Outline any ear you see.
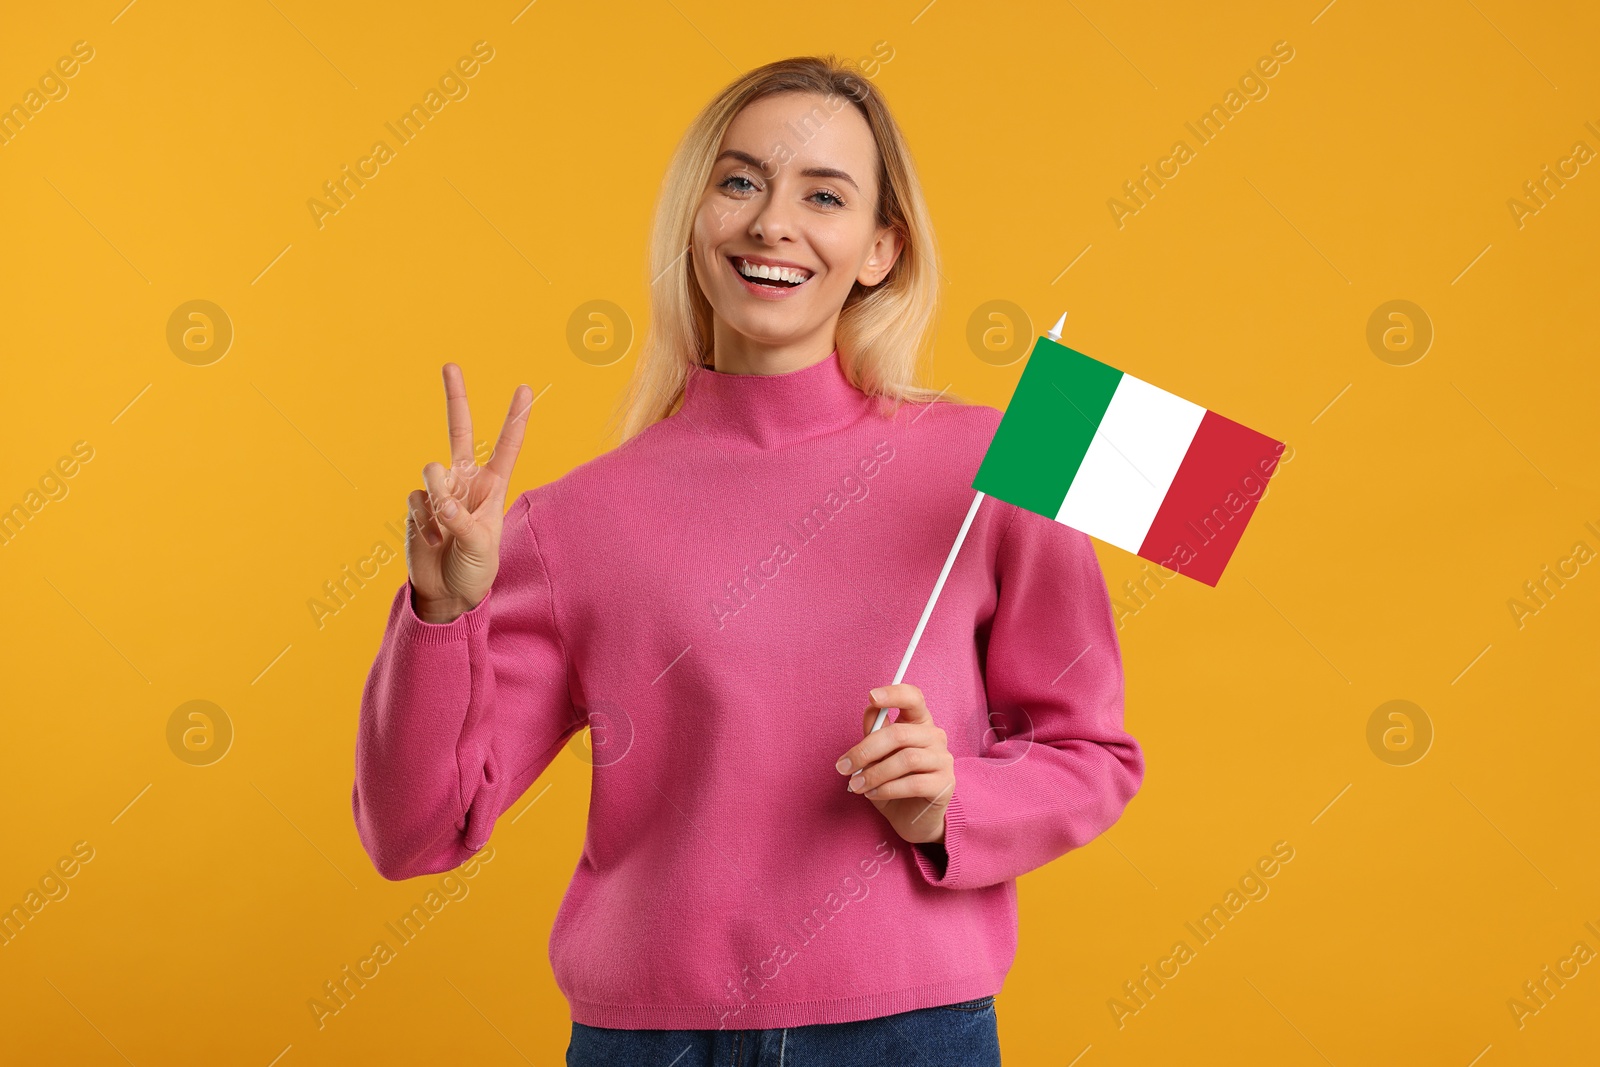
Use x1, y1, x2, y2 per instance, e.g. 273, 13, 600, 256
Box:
857, 226, 904, 287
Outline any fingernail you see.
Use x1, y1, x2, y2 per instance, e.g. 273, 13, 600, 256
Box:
849, 772, 864, 792
440, 497, 459, 518
869, 688, 886, 704
836, 756, 852, 774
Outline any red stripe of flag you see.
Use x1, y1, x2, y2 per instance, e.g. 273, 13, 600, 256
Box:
1136, 410, 1285, 586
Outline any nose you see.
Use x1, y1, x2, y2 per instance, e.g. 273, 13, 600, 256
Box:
748, 189, 798, 243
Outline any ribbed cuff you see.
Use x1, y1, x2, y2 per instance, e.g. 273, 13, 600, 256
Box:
396, 578, 493, 645
912, 787, 966, 888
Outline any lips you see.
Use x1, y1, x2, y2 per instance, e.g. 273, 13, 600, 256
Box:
728, 255, 814, 287
726, 255, 815, 300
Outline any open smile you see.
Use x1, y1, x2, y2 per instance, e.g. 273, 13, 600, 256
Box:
726, 255, 815, 299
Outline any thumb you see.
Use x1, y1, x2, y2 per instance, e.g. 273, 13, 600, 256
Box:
431, 492, 485, 547
863, 686, 913, 735
863, 703, 905, 737
868, 683, 928, 725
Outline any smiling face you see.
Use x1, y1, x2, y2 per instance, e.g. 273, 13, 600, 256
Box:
690, 91, 903, 374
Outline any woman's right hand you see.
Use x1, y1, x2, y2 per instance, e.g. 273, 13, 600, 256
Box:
406, 363, 533, 623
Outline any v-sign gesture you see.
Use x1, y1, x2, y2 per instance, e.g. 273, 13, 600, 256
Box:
406, 363, 533, 624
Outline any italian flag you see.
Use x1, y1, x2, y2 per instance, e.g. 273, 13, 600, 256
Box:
973, 330, 1284, 586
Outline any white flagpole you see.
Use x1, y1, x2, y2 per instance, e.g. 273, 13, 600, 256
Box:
870, 489, 985, 733
870, 311, 1067, 733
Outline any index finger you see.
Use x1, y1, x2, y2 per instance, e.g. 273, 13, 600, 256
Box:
843, 715, 932, 776
483, 382, 534, 484
442, 363, 475, 467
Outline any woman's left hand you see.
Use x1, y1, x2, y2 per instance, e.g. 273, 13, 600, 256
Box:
836, 683, 954, 845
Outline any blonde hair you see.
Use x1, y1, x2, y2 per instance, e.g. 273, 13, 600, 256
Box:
605, 54, 958, 446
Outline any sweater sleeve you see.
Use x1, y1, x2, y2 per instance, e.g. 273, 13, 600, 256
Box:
912, 503, 1145, 890
352, 491, 584, 881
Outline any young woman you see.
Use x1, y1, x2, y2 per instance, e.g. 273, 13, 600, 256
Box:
353, 55, 1144, 1066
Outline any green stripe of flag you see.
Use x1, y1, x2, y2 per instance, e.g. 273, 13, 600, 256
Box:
973, 336, 1124, 517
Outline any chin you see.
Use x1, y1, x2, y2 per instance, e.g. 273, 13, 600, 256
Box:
716, 292, 801, 324
724, 317, 809, 346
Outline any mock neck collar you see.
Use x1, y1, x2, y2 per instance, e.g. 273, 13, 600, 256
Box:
673, 348, 878, 450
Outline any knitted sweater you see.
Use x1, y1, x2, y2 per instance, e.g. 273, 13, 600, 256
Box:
351, 348, 1144, 1029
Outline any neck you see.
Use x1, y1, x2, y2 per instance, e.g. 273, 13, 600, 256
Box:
709, 317, 842, 376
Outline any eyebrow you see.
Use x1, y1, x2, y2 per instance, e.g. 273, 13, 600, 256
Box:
714, 149, 860, 193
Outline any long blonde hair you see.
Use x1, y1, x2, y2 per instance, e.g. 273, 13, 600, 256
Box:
606, 55, 957, 446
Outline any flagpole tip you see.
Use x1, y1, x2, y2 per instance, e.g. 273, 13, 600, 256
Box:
1047, 311, 1067, 341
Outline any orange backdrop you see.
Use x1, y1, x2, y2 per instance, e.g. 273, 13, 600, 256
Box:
2, 1, 1596, 1063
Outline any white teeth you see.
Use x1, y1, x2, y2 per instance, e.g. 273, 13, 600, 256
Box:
736, 258, 811, 285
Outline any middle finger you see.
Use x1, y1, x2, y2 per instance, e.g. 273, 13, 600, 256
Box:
849, 746, 938, 793
845, 720, 937, 773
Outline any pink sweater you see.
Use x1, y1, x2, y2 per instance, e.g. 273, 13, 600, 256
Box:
352, 349, 1144, 1029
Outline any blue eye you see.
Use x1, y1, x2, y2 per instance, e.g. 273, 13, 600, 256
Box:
812, 190, 846, 207
718, 174, 756, 193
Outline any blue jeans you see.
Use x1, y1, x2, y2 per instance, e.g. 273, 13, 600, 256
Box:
566, 995, 1001, 1066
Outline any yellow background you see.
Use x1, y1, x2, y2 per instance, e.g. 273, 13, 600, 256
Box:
3, 1, 1597, 1063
